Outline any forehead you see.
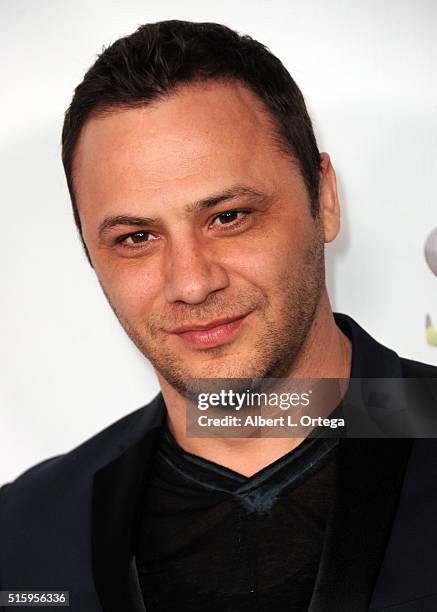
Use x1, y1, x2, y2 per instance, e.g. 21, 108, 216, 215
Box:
73, 80, 298, 214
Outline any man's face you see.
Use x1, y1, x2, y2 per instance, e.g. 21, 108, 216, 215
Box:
74, 81, 328, 394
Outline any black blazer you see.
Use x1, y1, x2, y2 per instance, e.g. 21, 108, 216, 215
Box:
1, 313, 437, 612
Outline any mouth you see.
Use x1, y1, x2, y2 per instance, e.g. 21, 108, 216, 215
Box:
168, 313, 252, 349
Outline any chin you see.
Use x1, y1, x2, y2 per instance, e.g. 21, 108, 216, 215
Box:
189, 357, 269, 382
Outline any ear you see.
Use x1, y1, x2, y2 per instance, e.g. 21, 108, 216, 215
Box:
319, 152, 340, 243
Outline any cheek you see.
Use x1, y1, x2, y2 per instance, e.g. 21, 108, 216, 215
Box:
220, 220, 305, 287
94, 259, 162, 319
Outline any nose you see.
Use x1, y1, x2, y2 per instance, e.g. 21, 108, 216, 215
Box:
163, 234, 230, 304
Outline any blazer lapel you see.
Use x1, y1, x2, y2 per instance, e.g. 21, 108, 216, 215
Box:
91, 395, 166, 612
309, 437, 413, 612
128, 556, 148, 612
309, 312, 413, 610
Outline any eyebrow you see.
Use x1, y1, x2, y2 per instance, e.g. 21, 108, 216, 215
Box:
98, 185, 267, 238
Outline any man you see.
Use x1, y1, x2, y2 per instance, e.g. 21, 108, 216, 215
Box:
1, 20, 437, 612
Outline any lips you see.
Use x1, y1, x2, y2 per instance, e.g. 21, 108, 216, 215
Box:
168, 312, 251, 349
169, 314, 249, 334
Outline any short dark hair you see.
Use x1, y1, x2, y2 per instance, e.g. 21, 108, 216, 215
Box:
62, 20, 321, 258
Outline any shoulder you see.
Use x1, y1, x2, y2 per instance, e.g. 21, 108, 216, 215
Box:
0, 395, 164, 511
399, 356, 437, 377
334, 311, 437, 378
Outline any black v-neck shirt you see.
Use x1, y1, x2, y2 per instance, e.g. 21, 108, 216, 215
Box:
135, 424, 338, 611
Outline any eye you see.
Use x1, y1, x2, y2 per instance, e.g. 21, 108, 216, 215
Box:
213, 211, 241, 224
210, 210, 250, 230
116, 231, 156, 247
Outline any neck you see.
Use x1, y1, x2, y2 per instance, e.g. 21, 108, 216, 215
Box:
156, 290, 351, 477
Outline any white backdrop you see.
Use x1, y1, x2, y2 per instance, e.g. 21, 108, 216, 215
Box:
1, 0, 436, 485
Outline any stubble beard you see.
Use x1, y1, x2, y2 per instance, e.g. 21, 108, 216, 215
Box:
102, 231, 325, 396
